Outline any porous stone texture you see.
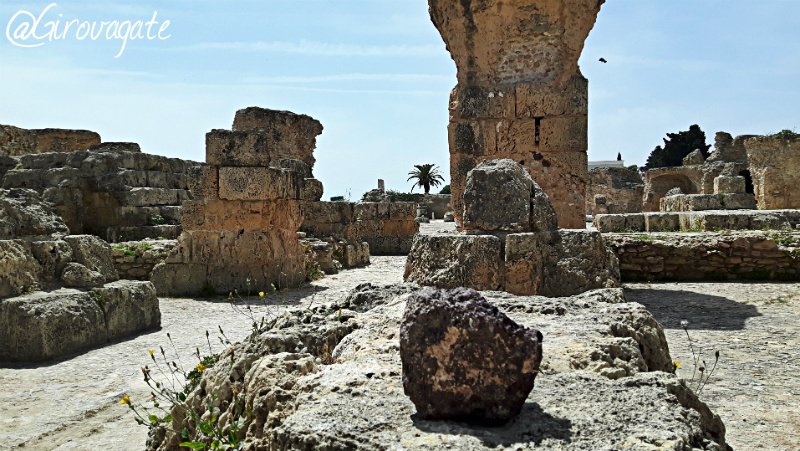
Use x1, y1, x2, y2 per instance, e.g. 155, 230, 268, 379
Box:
401, 287, 543, 420
745, 136, 800, 209
0, 124, 101, 156
595, 209, 800, 233
89, 142, 141, 153
361, 188, 390, 203
0, 188, 70, 239
60, 262, 105, 288
299, 236, 369, 273
430, 0, 604, 229
152, 108, 322, 296
0, 281, 159, 362
462, 159, 558, 233
586, 167, 644, 216
2, 148, 198, 241
706, 132, 754, 164
405, 230, 619, 296
606, 231, 800, 281
146, 283, 730, 451
0, 240, 42, 297
300, 201, 418, 255
683, 149, 706, 166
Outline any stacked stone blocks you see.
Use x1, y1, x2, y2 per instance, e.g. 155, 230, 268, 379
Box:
151, 108, 324, 296
429, 0, 605, 228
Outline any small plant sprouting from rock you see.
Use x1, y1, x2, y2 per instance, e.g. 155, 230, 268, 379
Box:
122, 333, 248, 450
676, 319, 719, 395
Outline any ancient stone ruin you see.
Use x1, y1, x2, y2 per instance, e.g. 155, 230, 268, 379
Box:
586, 166, 644, 216
0, 188, 159, 361
430, 0, 604, 229
151, 107, 325, 296
400, 287, 543, 421
1, 125, 197, 242
745, 135, 800, 209
405, 159, 619, 296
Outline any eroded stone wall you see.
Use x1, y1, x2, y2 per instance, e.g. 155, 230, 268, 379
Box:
0, 125, 101, 156
606, 231, 800, 282
151, 108, 324, 295
300, 201, 418, 255
586, 167, 643, 215
745, 136, 800, 209
429, 0, 604, 229
2, 150, 197, 241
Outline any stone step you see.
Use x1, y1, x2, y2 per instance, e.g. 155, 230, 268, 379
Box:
103, 225, 181, 242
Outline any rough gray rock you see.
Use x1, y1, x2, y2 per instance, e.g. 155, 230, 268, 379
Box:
404, 233, 504, 291
0, 281, 159, 362
147, 284, 729, 451
63, 235, 119, 282
683, 149, 706, 166
443, 211, 455, 222
361, 188, 390, 203
0, 188, 69, 239
60, 262, 106, 288
0, 240, 41, 297
462, 159, 557, 232
400, 287, 543, 420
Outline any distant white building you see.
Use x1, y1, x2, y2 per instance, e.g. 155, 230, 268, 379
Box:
588, 160, 625, 170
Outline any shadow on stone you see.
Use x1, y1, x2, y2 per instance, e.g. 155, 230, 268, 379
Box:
411, 402, 572, 447
626, 286, 762, 331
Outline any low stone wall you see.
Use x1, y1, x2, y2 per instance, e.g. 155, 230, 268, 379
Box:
300, 201, 418, 255
596, 209, 800, 233
605, 231, 800, 281
2, 150, 199, 241
586, 167, 643, 215
111, 240, 176, 280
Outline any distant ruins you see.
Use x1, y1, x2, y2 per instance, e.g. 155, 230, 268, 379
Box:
430, 0, 604, 229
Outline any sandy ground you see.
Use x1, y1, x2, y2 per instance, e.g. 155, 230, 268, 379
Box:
1, 221, 797, 450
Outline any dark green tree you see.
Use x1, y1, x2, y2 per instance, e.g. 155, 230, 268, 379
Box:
642, 124, 711, 170
439, 184, 451, 194
407, 164, 446, 194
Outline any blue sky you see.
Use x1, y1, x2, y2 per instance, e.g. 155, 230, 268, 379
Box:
1, 1, 798, 200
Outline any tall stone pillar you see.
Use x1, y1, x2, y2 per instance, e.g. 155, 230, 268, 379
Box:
429, 0, 604, 228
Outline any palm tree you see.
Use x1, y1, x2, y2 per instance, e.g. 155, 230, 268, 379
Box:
407, 164, 446, 194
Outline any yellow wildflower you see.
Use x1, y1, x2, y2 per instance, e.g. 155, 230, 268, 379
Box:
120, 395, 130, 404
259, 291, 265, 297
197, 363, 206, 373
674, 362, 681, 368
148, 350, 155, 356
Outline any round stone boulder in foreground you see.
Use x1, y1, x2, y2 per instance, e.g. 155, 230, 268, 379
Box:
400, 287, 543, 421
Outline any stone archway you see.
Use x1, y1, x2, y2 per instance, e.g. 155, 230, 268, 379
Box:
642, 170, 701, 211
739, 170, 754, 194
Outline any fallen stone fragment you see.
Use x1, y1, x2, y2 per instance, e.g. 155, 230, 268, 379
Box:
400, 287, 543, 421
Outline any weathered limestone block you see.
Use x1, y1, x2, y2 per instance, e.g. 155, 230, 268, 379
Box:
431, 0, 604, 229
63, 235, 119, 282
714, 175, 746, 194
707, 132, 754, 164
0, 124, 101, 156
30, 240, 73, 282
462, 159, 557, 233
722, 193, 758, 210
89, 142, 141, 152
92, 280, 160, 340
60, 262, 105, 288
0, 240, 41, 297
682, 149, 706, 166
147, 284, 729, 451
269, 158, 313, 178
0, 290, 106, 361
404, 234, 504, 291
181, 199, 302, 232
645, 213, 681, 232
745, 136, 800, 209
218, 166, 304, 200
187, 165, 219, 199
0, 281, 160, 362
302, 178, 323, 202
0, 188, 70, 239
113, 188, 188, 207
505, 231, 620, 297
400, 287, 543, 420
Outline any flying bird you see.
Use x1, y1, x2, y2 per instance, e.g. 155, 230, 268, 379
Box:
599, 58, 607, 63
